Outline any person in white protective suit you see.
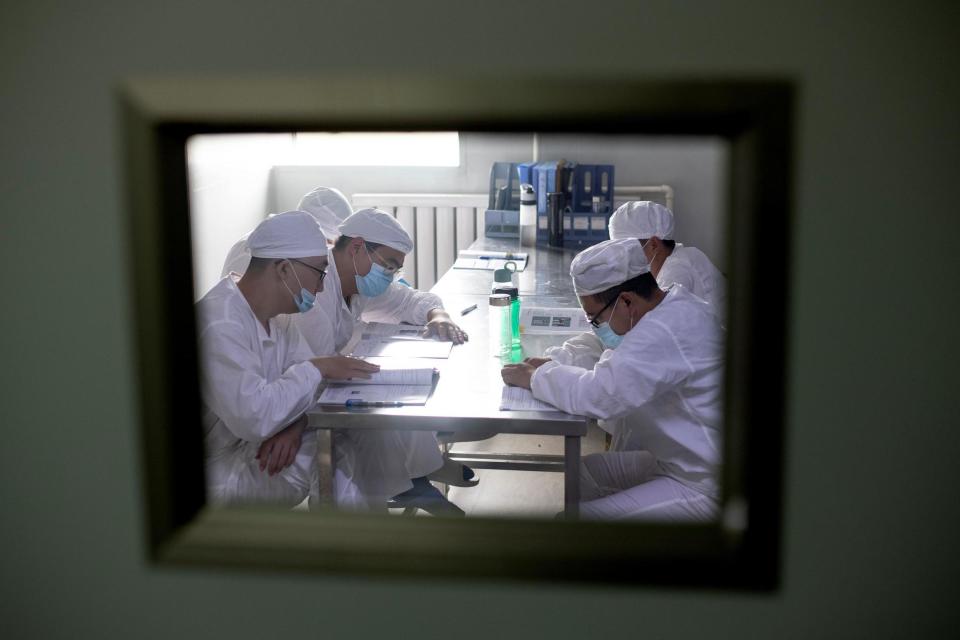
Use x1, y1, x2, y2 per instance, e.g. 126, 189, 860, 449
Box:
198, 210, 380, 506
291, 207, 473, 515
501, 239, 724, 521
541, 200, 729, 374
221, 186, 354, 279
609, 201, 727, 319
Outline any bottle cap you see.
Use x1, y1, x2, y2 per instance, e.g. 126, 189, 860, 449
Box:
520, 183, 536, 205
488, 293, 511, 307
493, 260, 517, 283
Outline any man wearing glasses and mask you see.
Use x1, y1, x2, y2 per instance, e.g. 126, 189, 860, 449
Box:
198, 211, 380, 506
293, 207, 471, 515
501, 239, 724, 521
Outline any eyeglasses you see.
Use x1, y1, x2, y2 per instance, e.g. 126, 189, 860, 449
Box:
289, 259, 327, 285
586, 297, 617, 328
366, 244, 402, 276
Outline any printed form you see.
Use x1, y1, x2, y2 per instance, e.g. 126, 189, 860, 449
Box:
499, 386, 562, 412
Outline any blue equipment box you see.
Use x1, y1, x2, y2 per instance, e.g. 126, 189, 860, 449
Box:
517, 162, 536, 190
562, 164, 615, 248
484, 209, 520, 238
562, 211, 613, 248
570, 164, 615, 213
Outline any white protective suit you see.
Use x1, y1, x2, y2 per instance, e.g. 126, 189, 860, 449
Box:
197, 276, 324, 506
530, 285, 724, 521
656, 243, 727, 319
608, 201, 727, 319
292, 257, 445, 506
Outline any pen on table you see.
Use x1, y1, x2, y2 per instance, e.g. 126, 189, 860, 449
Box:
460, 303, 478, 316
345, 399, 406, 408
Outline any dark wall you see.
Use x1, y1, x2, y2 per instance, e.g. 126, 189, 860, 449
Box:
1, 1, 957, 638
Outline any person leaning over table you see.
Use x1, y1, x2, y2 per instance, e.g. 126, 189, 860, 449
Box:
291, 207, 473, 515
501, 238, 725, 521
197, 210, 379, 506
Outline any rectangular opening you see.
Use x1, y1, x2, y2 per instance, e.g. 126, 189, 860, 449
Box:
123, 77, 792, 588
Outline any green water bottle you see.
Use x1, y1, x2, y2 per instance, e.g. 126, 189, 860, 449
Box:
493, 285, 522, 363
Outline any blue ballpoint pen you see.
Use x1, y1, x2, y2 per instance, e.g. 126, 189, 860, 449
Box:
345, 399, 405, 408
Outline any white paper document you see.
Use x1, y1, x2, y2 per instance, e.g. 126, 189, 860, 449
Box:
499, 386, 562, 412
350, 337, 453, 359
453, 250, 528, 272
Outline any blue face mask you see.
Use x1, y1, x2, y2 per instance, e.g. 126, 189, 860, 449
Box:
353, 246, 395, 297
592, 297, 624, 349
282, 261, 317, 313
594, 322, 623, 349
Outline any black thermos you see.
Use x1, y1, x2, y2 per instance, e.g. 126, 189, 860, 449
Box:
547, 192, 564, 247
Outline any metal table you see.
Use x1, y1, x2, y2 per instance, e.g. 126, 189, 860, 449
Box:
432, 237, 583, 299
308, 238, 591, 518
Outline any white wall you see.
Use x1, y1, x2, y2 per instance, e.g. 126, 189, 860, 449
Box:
269, 132, 533, 207
187, 134, 287, 297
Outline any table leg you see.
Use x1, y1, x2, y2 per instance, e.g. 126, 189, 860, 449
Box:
311, 428, 335, 509
564, 434, 581, 520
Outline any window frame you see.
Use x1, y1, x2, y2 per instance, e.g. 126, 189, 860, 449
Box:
122, 76, 793, 589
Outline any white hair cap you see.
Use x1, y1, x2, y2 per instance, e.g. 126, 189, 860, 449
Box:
570, 238, 651, 295
337, 208, 414, 254
247, 210, 328, 258
608, 201, 675, 241
296, 186, 353, 241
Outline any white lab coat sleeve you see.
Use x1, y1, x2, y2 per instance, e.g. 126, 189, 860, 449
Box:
199, 321, 322, 443
543, 331, 606, 368
530, 321, 691, 420
657, 258, 696, 291
359, 283, 443, 325
282, 316, 323, 368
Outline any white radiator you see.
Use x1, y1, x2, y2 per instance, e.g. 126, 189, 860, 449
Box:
351, 185, 673, 290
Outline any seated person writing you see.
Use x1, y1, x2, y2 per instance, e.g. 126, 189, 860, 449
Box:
292, 207, 471, 514
501, 239, 724, 521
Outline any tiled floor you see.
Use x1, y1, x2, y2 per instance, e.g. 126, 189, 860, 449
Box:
445, 426, 608, 518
